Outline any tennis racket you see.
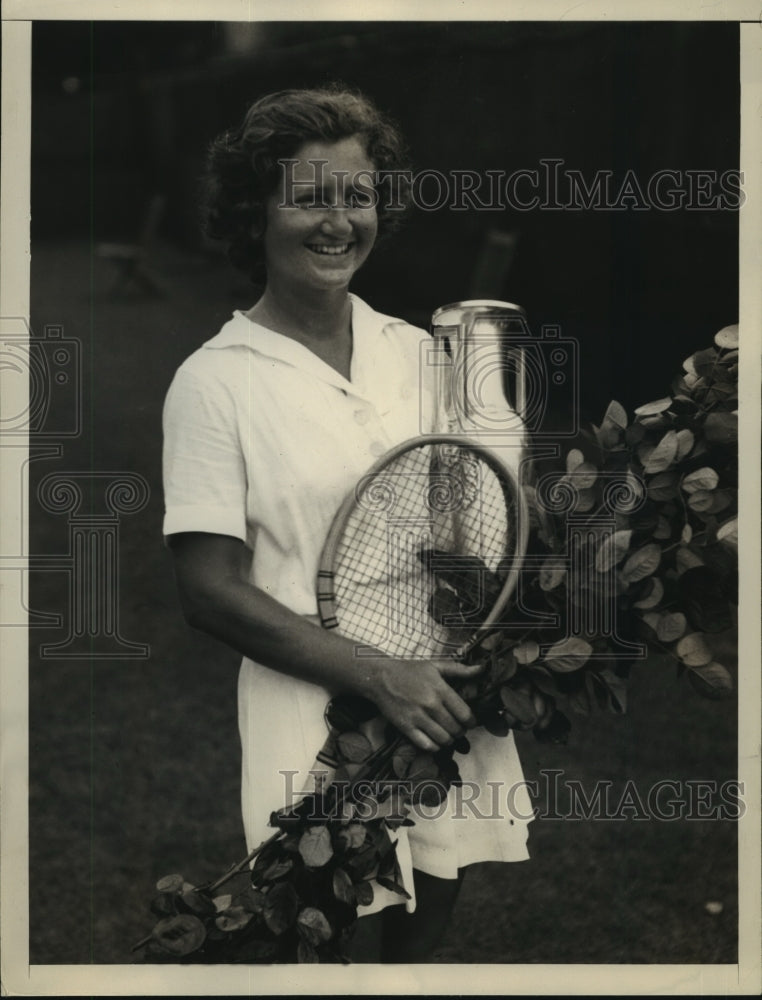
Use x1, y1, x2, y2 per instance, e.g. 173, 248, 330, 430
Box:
316, 433, 528, 665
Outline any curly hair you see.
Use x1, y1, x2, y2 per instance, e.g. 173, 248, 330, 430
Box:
202, 85, 411, 282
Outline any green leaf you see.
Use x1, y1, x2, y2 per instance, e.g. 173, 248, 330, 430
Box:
676, 547, 705, 574
685, 347, 719, 378
215, 906, 253, 933
156, 874, 184, 894
568, 686, 591, 715
297, 939, 319, 963
298, 826, 334, 869
483, 709, 511, 736
634, 397, 672, 417
407, 752, 440, 783
528, 664, 559, 697
687, 661, 734, 699
262, 858, 293, 882
325, 694, 378, 732
263, 883, 298, 936
491, 649, 518, 684
676, 633, 713, 667
656, 612, 687, 643
572, 462, 598, 489
594, 422, 622, 449
716, 517, 738, 549
643, 430, 679, 474
598, 669, 627, 713
417, 782, 448, 806
603, 400, 628, 429
332, 868, 356, 906
653, 515, 672, 540
620, 543, 661, 585
532, 708, 571, 744
682, 467, 719, 494
595, 529, 633, 573
575, 488, 598, 512
514, 640, 540, 665
377, 876, 412, 899
638, 413, 670, 430
237, 887, 266, 914
500, 686, 538, 726
336, 823, 368, 853
704, 411, 737, 445
355, 881, 375, 907
632, 576, 664, 610
543, 637, 593, 672
687, 490, 715, 513
708, 491, 732, 515
539, 557, 566, 591
374, 790, 410, 822
179, 889, 216, 917
429, 586, 462, 625
392, 742, 418, 779
336, 730, 373, 764
675, 428, 695, 460
714, 324, 738, 350
647, 471, 680, 500
345, 844, 379, 879
297, 907, 333, 945
641, 611, 661, 634
152, 914, 206, 956
625, 422, 646, 446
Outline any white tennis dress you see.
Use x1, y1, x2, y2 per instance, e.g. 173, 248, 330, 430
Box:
162, 294, 534, 915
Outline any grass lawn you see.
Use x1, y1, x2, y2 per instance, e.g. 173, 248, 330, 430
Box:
27, 240, 737, 965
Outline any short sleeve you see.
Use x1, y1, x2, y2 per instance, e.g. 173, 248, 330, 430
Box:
162, 364, 248, 542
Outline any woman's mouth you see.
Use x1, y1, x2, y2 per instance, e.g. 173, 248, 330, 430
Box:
305, 243, 354, 256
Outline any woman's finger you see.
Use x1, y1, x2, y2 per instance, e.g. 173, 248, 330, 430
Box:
440, 686, 477, 729
436, 658, 486, 680
414, 713, 458, 749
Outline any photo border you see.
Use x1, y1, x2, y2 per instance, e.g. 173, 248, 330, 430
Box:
1, 1, 760, 995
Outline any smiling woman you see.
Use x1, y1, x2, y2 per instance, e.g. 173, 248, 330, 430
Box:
161, 86, 531, 963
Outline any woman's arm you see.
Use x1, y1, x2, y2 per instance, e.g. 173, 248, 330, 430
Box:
168, 531, 480, 752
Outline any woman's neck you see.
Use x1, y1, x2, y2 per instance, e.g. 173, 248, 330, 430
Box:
246, 286, 354, 379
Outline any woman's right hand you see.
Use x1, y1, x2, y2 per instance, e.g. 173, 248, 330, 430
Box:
363, 657, 482, 752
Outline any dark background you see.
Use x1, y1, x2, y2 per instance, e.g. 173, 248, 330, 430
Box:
28, 21, 739, 965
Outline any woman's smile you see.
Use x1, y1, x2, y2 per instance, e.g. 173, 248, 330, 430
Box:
305, 242, 355, 255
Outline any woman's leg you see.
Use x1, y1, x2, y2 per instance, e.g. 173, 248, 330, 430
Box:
345, 905, 395, 963
380, 868, 465, 963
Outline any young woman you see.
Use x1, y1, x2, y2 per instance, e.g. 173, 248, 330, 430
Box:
162, 86, 532, 962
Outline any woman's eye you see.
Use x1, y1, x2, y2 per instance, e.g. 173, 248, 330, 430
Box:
348, 191, 374, 209
298, 198, 331, 209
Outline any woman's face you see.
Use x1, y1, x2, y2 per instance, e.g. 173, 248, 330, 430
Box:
259, 135, 379, 295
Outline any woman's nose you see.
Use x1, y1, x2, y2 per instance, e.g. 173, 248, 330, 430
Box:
320, 208, 353, 236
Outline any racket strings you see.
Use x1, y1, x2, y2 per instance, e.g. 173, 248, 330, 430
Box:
329, 443, 517, 660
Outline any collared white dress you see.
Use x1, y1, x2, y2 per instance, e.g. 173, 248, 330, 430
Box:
162, 293, 534, 915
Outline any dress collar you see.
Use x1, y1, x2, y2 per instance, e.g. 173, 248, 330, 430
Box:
202, 293, 412, 398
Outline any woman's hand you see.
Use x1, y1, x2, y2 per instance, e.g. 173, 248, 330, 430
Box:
168, 532, 483, 753
363, 657, 482, 752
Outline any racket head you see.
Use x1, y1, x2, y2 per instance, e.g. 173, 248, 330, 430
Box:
317, 434, 528, 661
